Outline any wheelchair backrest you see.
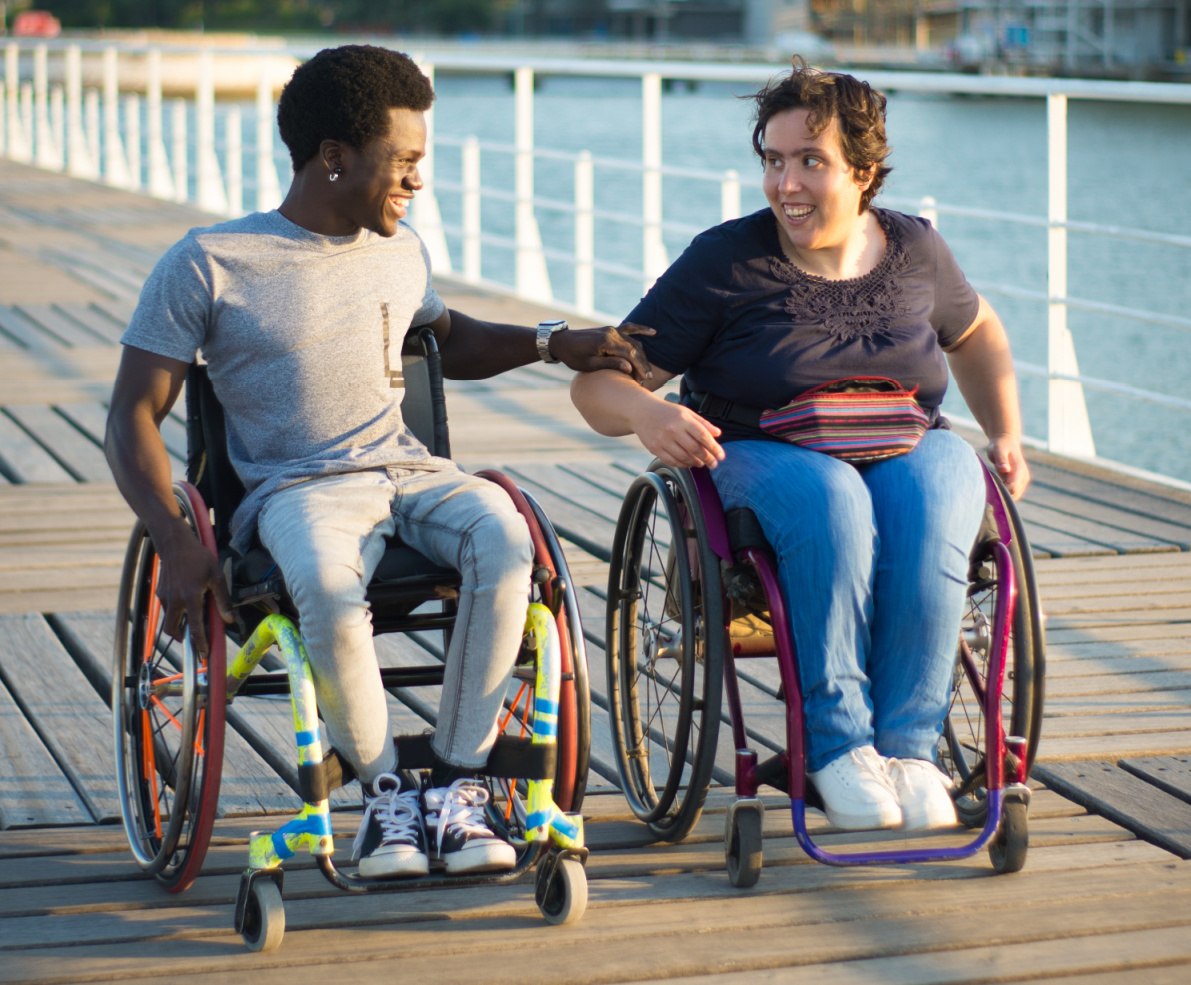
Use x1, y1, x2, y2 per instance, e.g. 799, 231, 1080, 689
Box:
185, 326, 451, 552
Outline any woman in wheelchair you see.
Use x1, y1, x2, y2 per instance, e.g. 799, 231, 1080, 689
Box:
572, 62, 1030, 833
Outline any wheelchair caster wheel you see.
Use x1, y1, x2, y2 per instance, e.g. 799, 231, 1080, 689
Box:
241, 878, 285, 952
989, 799, 1029, 874
536, 855, 587, 926
725, 799, 764, 888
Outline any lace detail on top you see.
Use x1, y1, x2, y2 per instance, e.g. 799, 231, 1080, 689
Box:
769, 210, 912, 342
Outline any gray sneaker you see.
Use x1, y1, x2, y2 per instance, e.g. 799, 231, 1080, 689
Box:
422, 778, 516, 874
351, 773, 429, 879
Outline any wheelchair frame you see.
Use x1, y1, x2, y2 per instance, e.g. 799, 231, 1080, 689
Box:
112, 328, 591, 951
605, 455, 1044, 884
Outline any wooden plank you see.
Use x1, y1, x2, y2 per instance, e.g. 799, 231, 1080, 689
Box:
51, 612, 300, 817
0, 307, 56, 351
1028, 460, 1191, 531
0, 850, 1186, 981
0, 413, 75, 484
54, 303, 125, 345
1120, 756, 1191, 806
0, 675, 93, 829
1015, 502, 1126, 557
3, 404, 110, 483
0, 614, 120, 821
1032, 760, 1191, 858
1037, 732, 1191, 762
13, 304, 107, 348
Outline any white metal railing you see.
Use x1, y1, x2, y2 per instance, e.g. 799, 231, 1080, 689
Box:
4, 41, 1191, 472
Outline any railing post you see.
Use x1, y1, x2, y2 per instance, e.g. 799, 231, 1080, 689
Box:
20, 81, 31, 154
1046, 92, 1096, 458
514, 65, 552, 302
195, 50, 227, 213
145, 49, 172, 199
4, 44, 20, 161
65, 44, 93, 178
226, 104, 242, 216
642, 71, 668, 291
171, 97, 188, 203
720, 168, 740, 223
33, 43, 56, 169
462, 135, 481, 283
85, 88, 99, 175
575, 150, 594, 315
255, 68, 281, 211
918, 194, 938, 227
124, 92, 140, 190
50, 82, 64, 169
410, 60, 452, 273
102, 46, 130, 187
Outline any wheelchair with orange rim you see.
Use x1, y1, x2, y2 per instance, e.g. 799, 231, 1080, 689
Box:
111, 328, 591, 950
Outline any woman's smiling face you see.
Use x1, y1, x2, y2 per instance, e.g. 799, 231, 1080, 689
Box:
761, 108, 874, 262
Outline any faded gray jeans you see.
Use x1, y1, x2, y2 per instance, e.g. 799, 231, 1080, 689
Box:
256, 466, 533, 785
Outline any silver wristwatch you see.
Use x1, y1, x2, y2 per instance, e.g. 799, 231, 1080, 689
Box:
536, 319, 568, 364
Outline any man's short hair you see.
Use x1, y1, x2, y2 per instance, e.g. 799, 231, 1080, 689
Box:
278, 45, 435, 171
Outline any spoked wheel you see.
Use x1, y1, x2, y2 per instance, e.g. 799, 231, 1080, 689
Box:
606, 464, 724, 842
942, 474, 1045, 829
112, 482, 226, 893
481, 478, 591, 839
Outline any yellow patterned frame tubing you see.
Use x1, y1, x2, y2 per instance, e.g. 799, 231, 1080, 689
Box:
226, 614, 335, 871
228, 603, 583, 875
522, 602, 584, 851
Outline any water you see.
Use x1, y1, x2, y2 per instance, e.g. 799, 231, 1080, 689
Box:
426, 75, 1191, 481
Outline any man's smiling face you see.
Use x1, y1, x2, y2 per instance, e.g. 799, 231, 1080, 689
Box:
335, 107, 427, 237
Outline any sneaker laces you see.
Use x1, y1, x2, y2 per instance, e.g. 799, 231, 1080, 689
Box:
887, 757, 954, 791
853, 746, 901, 797
425, 778, 495, 857
351, 773, 423, 861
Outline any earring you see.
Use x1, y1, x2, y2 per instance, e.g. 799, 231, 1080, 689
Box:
329, 168, 342, 182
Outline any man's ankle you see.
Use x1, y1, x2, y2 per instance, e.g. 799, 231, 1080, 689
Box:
429, 759, 480, 790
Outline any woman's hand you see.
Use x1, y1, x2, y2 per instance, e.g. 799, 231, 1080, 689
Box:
986, 433, 1030, 500
637, 399, 725, 469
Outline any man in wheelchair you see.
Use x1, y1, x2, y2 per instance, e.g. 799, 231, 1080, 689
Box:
105, 45, 649, 880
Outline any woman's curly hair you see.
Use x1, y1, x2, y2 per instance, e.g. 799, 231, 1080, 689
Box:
278, 45, 435, 171
750, 58, 892, 213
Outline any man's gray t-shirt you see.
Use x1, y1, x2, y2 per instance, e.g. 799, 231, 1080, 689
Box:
122, 209, 452, 553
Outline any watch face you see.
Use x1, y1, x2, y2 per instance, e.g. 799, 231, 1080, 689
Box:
540, 320, 567, 331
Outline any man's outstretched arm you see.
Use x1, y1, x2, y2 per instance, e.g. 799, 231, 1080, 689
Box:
105, 346, 233, 654
423, 307, 654, 381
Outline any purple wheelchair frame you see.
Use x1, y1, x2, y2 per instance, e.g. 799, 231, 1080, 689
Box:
689, 461, 1030, 867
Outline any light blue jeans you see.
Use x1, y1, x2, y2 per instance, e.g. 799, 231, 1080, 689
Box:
711, 429, 986, 772
257, 467, 533, 785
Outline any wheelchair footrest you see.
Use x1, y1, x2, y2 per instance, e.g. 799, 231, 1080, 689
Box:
752, 752, 825, 811
392, 733, 556, 781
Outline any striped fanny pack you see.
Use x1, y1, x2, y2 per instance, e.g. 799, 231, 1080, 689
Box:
758, 377, 929, 464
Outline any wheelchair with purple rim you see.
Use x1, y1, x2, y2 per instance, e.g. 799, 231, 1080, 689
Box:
604, 453, 1045, 884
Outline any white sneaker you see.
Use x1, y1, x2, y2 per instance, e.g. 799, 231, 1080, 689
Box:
888, 758, 958, 831
807, 745, 902, 830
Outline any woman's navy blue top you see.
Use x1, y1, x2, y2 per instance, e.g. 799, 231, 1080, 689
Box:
626, 207, 980, 442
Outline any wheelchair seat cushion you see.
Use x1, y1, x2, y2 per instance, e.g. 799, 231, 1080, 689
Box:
232, 538, 460, 605
726, 508, 773, 555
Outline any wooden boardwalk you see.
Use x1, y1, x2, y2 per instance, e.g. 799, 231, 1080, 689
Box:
1, 158, 1190, 983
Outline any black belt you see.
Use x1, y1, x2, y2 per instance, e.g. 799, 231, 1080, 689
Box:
685, 390, 764, 430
